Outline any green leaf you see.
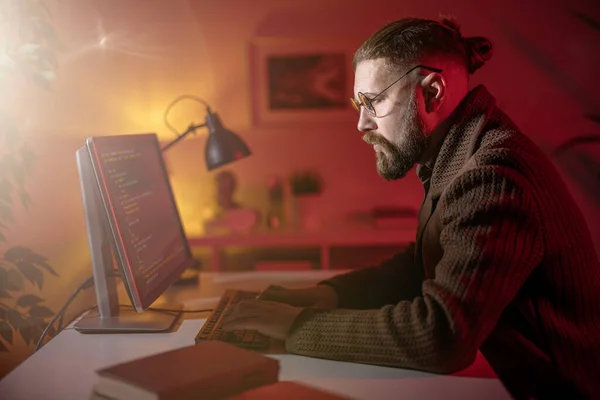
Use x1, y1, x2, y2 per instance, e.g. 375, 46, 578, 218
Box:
19, 190, 31, 209
38, 260, 57, 276
17, 43, 41, 60
0, 180, 11, 202
30, 326, 43, 346
0, 321, 13, 344
7, 309, 25, 330
31, 71, 53, 91
19, 325, 32, 346
7, 248, 57, 277
16, 294, 44, 307
19, 145, 36, 172
0, 269, 11, 296
31, 255, 57, 277
7, 268, 24, 291
16, 261, 44, 289
29, 305, 54, 319
4, 124, 21, 152
11, 163, 25, 188
4, 246, 28, 262
0, 153, 16, 174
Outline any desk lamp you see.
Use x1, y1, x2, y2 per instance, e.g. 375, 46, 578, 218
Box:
160, 95, 251, 169
161, 95, 251, 283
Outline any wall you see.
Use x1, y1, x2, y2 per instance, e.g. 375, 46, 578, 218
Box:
1, 0, 599, 376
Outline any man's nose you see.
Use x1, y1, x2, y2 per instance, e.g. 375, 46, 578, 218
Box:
357, 108, 377, 132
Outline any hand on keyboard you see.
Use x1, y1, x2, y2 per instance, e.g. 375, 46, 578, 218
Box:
220, 298, 303, 341
257, 284, 338, 308
194, 290, 269, 350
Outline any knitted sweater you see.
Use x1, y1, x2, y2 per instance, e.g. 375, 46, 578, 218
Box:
285, 86, 600, 399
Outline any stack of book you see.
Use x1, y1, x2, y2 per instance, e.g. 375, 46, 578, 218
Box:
88, 340, 354, 400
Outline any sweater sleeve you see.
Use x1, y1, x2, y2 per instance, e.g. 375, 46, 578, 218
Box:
318, 242, 423, 309
286, 166, 544, 373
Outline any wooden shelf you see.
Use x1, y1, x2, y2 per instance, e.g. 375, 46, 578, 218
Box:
188, 221, 417, 270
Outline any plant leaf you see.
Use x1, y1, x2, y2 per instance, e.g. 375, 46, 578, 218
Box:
4, 246, 28, 262
16, 43, 41, 60
0, 180, 11, 204
4, 124, 21, 152
0, 321, 13, 344
11, 249, 57, 277
19, 325, 32, 346
29, 305, 54, 319
0, 204, 14, 226
16, 294, 44, 307
0, 270, 10, 297
19, 145, 36, 172
31, 70, 53, 91
30, 326, 43, 347
19, 190, 31, 209
16, 261, 44, 289
10, 163, 25, 188
7, 309, 25, 330
7, 268, 24, 291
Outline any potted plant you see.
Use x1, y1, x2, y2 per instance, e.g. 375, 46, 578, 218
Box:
0, 0, 59, 358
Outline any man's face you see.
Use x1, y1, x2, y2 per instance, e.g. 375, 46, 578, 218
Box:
353, 59, 429, 180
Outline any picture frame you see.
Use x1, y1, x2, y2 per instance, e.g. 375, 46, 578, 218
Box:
249, 37, 360, 126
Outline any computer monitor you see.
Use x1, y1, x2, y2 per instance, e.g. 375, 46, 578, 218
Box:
74, 133, 197, 333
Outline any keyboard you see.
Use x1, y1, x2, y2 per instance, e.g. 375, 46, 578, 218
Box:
194, 289, 270, 350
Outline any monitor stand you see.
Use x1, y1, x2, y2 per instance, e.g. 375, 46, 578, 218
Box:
74, 147, 180, 334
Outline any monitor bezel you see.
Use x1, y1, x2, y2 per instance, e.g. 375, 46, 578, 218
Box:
85, 133, 196, 311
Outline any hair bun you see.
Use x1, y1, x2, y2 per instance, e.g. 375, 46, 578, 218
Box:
464, 36, 493, 74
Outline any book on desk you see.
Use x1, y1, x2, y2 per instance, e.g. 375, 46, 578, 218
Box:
89, 340, 353, 400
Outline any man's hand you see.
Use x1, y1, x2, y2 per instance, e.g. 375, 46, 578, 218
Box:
220, 300, 304, 341
257, 284, 338, 308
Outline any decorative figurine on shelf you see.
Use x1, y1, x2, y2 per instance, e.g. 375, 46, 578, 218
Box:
203, 170, 260, 234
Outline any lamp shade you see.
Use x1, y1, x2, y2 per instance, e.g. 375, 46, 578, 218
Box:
204, 111, 251, 171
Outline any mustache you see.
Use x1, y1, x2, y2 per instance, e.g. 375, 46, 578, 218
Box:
362, 132, 389, 147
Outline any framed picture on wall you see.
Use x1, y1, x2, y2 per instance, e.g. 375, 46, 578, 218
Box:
249, 37, 360, 126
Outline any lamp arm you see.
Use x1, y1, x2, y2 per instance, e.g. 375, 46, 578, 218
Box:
161, 123, 206, 152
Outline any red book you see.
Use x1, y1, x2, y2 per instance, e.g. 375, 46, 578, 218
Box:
227, 381, 355, 399
91, 341, 279, 400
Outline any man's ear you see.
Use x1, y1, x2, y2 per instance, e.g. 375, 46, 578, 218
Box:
420, 72, 446, 113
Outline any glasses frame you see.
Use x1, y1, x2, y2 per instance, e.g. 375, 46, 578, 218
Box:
350, 65, 443, 117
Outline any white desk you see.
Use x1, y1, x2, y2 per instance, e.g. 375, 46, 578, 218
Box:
0, 271, 511, 400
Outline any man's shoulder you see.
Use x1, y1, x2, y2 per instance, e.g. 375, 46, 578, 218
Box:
471, 108, 549, 176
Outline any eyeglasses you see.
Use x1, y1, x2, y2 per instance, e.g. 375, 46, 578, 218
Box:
350, 65, 443, 117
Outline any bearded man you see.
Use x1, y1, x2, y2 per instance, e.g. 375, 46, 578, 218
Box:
222, 16, 600, 400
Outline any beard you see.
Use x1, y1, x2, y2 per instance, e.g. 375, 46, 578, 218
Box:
362, 94, 429, 180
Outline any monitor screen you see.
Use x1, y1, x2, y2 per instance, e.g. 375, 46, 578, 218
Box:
85, 133, 195, 311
